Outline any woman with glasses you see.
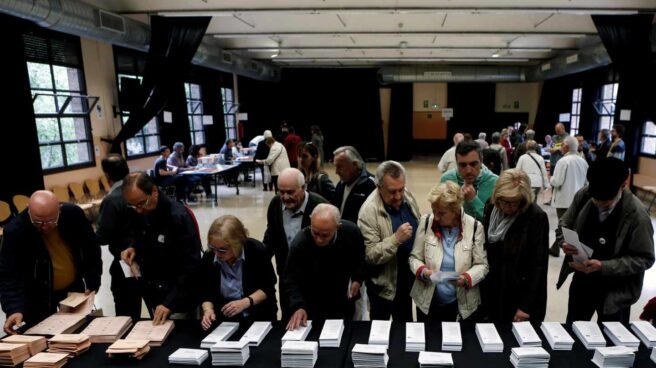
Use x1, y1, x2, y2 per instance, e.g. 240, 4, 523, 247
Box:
481, 169, 549, 322
299, 142, 335, 202
197, 215, 277, 330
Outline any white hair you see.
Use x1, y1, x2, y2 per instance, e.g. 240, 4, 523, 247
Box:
311, 203, 341, 223
279, 167, 305, 187
564, 135, 579, 152
525, 129, 536, 140
333, 146, 364, 170
478, 132, 486, 140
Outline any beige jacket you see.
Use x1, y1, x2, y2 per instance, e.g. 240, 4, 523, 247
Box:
409, 210, 488, 319
262, 141, 291, 176
357, 189, 421, 301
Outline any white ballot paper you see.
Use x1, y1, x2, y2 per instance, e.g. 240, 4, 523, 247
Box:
282, 321, 312, 344
430, 271, 461, 284
369, 320, 392, 347
561, 227, 593, 264
119, 260, 141, 278
441, 322, 463, 351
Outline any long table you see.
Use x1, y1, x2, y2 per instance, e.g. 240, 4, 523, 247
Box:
182, 164, 242, 204
48, 320, 656, 367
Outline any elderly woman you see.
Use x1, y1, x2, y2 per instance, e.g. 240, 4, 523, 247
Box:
198, 215, 277, 330
481, 169, 549, 322
515, 140, 550, 201
409, 181, 489, 322
299, 142, 335, 202
256, 131, 291, 194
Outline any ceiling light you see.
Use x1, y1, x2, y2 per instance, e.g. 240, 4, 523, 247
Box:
492, 52, 500, 58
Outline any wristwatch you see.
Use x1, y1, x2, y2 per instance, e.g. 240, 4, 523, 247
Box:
247, 296, 254, 308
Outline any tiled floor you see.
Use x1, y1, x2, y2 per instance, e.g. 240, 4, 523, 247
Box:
2, 156, 655, 327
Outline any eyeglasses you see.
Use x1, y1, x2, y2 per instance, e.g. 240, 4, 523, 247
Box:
498, 198, 521, 207
208, 244, 229, 253
127, 195, 151, 210
29, 210, 60, 227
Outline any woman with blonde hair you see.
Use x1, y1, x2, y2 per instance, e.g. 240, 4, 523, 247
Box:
197, 215, 277, 330
481, 169, 549, 322
409, 181, 488, 322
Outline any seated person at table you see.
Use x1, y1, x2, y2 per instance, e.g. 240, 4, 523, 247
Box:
185, 144, 213, 198
198, 215, 277, 330
168, 142, 210, 200
154, 145, 190, 202
285, 204, 366, 330
220, 139, 240, 162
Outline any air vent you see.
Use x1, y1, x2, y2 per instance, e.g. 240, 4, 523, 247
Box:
98, 10, 125, 34
423, 71, 453, 79
566, 54, 579, 64
221, 52, 233, 64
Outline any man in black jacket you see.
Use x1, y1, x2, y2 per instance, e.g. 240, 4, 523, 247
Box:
332, 146, 376, 223
0, 191, 102, 334
285, 204, 366, 330
121, 172, 202, 325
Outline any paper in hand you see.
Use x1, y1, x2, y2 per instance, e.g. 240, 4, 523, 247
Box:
120, 260, 141, 278
429, 271, 460, 284
561, 227, 593, 264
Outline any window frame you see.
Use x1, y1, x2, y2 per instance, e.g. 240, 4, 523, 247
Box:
640, 120, 656, 157
597, 83, 619, 132
116, 73, 161, 159
221, 87, 237, 140
570, 87, 582, 136
185, 82, 206, 145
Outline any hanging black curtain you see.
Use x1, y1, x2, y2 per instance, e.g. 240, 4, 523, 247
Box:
386, 84, 413, 161
447, 83, 496, 138
592, 14, 656, 169
111, 16, 211, 153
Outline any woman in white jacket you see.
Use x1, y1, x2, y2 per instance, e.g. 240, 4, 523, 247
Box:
256, 132, 290, 194
409, 181, 489, 322
515, 140, 550, 201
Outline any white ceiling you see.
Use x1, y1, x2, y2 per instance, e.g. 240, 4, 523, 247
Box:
83, 0, 656, 67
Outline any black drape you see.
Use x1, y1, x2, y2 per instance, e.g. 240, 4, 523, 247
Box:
446, 83, 496, 138
111, 16, 211, 154
386, 84, 413, 161
592, 14, 656, 170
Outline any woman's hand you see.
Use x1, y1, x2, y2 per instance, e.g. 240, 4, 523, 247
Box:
221, 299, 249, 318
450, 275, 467, 288
201, 309, 216, 331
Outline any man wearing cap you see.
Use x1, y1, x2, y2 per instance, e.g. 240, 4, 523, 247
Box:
555, 158, 654, 324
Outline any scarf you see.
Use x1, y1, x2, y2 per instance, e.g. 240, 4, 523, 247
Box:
487, 206, 518, 243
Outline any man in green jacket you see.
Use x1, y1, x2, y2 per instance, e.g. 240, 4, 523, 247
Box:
440, 140, 499, 221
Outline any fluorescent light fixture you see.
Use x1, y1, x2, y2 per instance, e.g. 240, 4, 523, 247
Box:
492, 52, 500, 58
212, 32, 590, 38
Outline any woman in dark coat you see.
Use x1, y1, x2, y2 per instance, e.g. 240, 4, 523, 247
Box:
299, 142, 335, 202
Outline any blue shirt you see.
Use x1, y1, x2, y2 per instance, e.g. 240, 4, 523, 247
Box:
384, 201, 418, 255
283, 192, 309, 246
436, 226, 458, 305
214, 250, 245, 303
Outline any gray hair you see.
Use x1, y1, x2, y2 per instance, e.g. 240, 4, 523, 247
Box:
310, 203, 341, 224
525, 129, 536, 140
564, 135, 579, 152
491, 132, 501, 143
375, 160, 406, 186
173, 142, 184, 150
478, 132, 486, 140
333, 146, 364, 170
279, 167, 305, 187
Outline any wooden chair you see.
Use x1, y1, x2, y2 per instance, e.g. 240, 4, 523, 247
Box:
12, 194, 29, 213
84, 178, 104, 206
0, 200, 13, 238
99, 175, 111, 194
68, 182, 98, 222
51, 185, 72, 203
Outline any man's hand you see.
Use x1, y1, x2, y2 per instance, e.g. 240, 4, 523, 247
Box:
3, 313, 24, 335
461, 184, 477, 201
394, 222, 413, 244
562, 242, 578, 256
120, 247, 136, 265
221, 299, 249, 318
286, 309, 308, 331
569, 259, 602, 274
201, 309, 216, 331
513, 309, 530, 322
348, 282, 361, 299
153, 304, 171, 325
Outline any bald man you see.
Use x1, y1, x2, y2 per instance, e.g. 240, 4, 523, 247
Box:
438, 133, 464, 173
549, 123, 569, 175
0, 191, 101, 334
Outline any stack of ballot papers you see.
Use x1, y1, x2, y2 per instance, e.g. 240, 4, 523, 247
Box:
602, 322, 640, 349
369, 320, 392, 347
58, 293, 94, 315
79, 316, 132, 343
282, 321, 313, 345
0, 342, 30, 366
510, 347, 550, 368
319, 320, 344, 348
442, 322, 462, 351
512, 322, 542, 347
476, 323, 504, 352
200, 322, 239, 348
239, 322, 272, 347
630, 321, 656, 348
418, 351, 453, 367
405, 322, 425, 352
25, 313, 86, 336
591, 346, 635, 368
23, 352, 68, 368
168, 348, 208, 366
572, 321, 606, 350
540, 322, 574, 350
211, 341, 250, 366
47, 334, 90, 357
125, 320, 174, 347
1, 335, 47, 355
352, 344, 388, 368
106, 339, 150, 360
651, 347, 656, 363
281, 341, 318, 368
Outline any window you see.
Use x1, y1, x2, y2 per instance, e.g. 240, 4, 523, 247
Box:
185, 83, 205, 145
24, 31, 94, 171
598, 83, 618, 132
117, 74, 160, 157
570, 88, 582, 135
641, 121, 656, 156
221, 87, 237, 140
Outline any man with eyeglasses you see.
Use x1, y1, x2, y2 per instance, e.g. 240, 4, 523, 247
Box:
440, 140, 499, 221
285, 204, 366, 330
0, 191, 102, 334
121, 172, 202, 325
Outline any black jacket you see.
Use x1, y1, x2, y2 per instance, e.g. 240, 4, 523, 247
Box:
332, 169, 376, 223
262, 192, 327, 276
283, 220, 366, 321
481, 202, 549, 322
96, 183, 136, 260
255, 140, 270, 160
132, 192, 202, 312
0, 204, 102, 323
306, 172, 336, 204
197, 238, 277, 322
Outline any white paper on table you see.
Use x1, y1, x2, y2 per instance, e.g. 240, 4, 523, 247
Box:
368, 320, 392, 346
429, 271, 461, 284
119, 260, 141, 278
561, 227, 593, 264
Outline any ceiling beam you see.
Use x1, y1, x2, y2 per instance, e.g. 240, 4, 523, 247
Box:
229, 46, 565, 52
211, 31, 594, 38
273, 57, 534, 62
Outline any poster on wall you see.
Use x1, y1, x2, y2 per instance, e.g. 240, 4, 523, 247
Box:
441, 108, 453, 120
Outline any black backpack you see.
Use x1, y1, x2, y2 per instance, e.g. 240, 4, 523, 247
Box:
482, 148, 502, 175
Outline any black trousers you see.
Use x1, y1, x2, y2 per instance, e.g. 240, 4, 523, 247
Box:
566, 273, 630, 324
416, 296, 459, 323
109, 260, 142, 321
368, 289, 413, 322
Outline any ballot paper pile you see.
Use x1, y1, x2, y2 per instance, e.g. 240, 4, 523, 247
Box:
476, 323, 504, 353
630, 321, 656, 348
591, 346, 635, 368
319, 320, 344, 348
442, 322, 462, 351
47, 334, 91, 357
80, 316, 132, 343
510, 347, 550, 368
124, 320, 174, 347
572, 321, 606, 350
239, 322, 272, 347
602, 322, 640, 349
281, 341, 318, 368
25, 314, 86, 336
0, 343, 30, 366
352, 344, 388, 368
406, 323, 425, 352
282, 321, 313, 345
1, 335, 47, 356
200, 322, 239, 348
23, 352, 69, 368
210, 340, 250, 366
369, 320, 392, 347
512, 322, 542, 347
168, 348, 208, 366
106, 339, 150, 360
418, 351, 453, 368
540, 322, 574, 351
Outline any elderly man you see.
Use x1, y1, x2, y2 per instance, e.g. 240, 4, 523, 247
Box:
556, 158, 654, 323
513, 129, 536, 164
549, 122, 569, 175
0, 191, 102, 334
121, 172, 202, 325
438, 133, 464, 173
332, 146, 376, 223
549, 136, 589, 257
285, 204, 366, 330
358, 161, 421, 321
440, 140, 499, 221
475, 132, 489, 149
